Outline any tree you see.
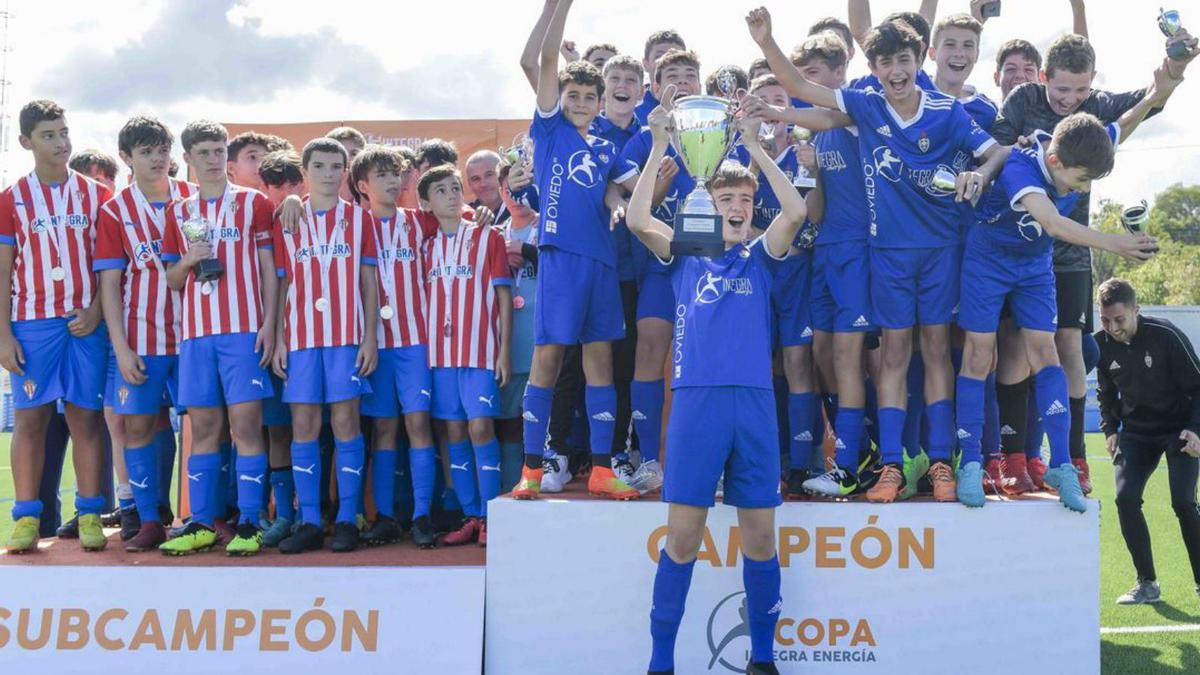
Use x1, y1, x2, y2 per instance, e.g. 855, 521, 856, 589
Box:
1090, 185, 1200, 305
1147, 183, 1200, 245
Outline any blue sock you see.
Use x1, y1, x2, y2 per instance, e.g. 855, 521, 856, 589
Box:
926, 399, 954, 462
124, 443, 160, 523
334, 436, 365, 524
118, 496, 136, 511
235, 453, 267, 526
1025, 380, 1044, 460
372, 448, 398, 518
983, 371, 1000, 458
879, 407, 906, 466
154, 428, 176, 508
522, 384, 553, 460
631, 379, 665, 463
290, 440, 322, 525
12, 499, 42, 520
787, 392, 816, 473
474, 438, 501, 517
904, 354, 926, 459
186, 453, 221, 526
955, 376, 986, 466
75, 493, 106, 517
213, 441, 232, 521
649, 550, 695, 672
743, 555, 782, 664
585, 385, 617, 459
834, 407, 865, 469
448, 440, 480, 517
1034, 366, 1071, 467
409, 446, 436, 519
270, 469, 295, 521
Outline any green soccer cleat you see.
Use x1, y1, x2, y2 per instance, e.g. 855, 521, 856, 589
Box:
225, 523, 263, 557
900, 450, 930, 501
78, 513, 108, 551
6, 516, 40, 553
159, 521, 217, 556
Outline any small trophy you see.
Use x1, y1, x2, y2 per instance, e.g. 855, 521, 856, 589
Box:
932, 168, 959, 193
1120, 200, 1150, 233
1159, 8, 1195, 60
790, 127, 817, 190
501, 132, 534, 167
181, 216, 224, 293
669, 95, 741, 257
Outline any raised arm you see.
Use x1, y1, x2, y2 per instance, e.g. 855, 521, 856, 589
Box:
740, 119, 806, 258
1021, 192, 1156, 261
521, 1, 558, 93
919, 0, 938, 27
1070, 0, 1088, 38
848, 0, 872, 52
625, 107, 677, 260
742, 94, 852, 130
536, 0, 573, 113
748, 8, 842, 111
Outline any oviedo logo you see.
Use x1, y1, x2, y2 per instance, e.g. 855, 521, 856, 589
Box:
705, 591, 878, 672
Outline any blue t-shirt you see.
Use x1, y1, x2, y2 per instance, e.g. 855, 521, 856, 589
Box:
960, 90, 999, 131
634, 88, 659, 126
530, 105, 623, 267
731, 143, 800, 229
664, 236, 784, 390
974, 124, 1119, 257
506, 223, 538, 372
835, 87, 996, 248
813, 126, 869, 245
591, 113, 644, 282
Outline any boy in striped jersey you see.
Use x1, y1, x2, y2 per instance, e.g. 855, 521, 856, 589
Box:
94, 116, 194, 552
420, 164, 512, 547
272, 138, 379, 554
1, 100, 112, 552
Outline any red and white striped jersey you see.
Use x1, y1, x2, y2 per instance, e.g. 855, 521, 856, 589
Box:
94, 179, 197, 355
372, 209, 429, 349
161, 183, 275, 341
0, 170, 111, 321
273, 198, 378, 351
424, 220, 511, 370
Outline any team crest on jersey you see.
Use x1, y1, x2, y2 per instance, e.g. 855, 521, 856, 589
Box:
598, 152, 610, 164
339, 218, 349, 230
134, 241, 155, 263
22, 379, 36, 400
230, 201, 240, 215
74, 190, 85, 203
1144, 352, 1153, 368
118, 386, 130, 406
918, 132, 930, 153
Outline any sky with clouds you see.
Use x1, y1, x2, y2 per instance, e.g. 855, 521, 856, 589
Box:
3, 0, 1198, 210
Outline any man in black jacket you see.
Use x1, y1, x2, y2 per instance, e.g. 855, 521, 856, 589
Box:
1095, 278, 1200, 605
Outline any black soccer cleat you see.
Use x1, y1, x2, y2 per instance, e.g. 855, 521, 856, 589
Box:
331, 521, 360, 553
785, 469, 809, 500
279, 522, 325, 554
362, 514, 402, 547
410, 515, 437, 549
56, 514, 79, 539
119, 507, 142, 541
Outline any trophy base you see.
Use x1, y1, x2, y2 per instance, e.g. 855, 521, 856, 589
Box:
194, 259, 225, 283
671, 212, 725, 258
1168, 42, 1193, 60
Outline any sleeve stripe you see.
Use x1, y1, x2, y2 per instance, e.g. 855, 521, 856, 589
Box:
1009, 186, 1046, 211
1145, 322, 1200, 377
973, 137, 998, 158
834, 89, 849, 115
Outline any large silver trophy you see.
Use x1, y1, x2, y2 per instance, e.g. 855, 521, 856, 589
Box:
669, 95, 740, 257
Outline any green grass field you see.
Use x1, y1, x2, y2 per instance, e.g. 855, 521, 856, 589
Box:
0, 433, 1197, 670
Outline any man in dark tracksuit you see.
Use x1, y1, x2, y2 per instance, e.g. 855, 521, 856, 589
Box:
1095, 278, 1200, 605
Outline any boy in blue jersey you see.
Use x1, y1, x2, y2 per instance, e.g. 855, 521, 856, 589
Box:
748, 7, 1007, 503
930, 13, 997, 130
848, 2, 938, 93
512, 0, 638, 501
629, 103, 806, 675
635, 31, 688, 126
956, 95, 1168, 510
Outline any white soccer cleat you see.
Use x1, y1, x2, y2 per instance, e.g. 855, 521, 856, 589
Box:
540, 453, 572, 493
628, 459, 664, 495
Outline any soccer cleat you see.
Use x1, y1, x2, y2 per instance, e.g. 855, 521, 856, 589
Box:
512, 466, 543, 500
226, 522, 263, 557
983, 456, 1005, 494
588, 466, 639, 500
956, 462, 986, 508
802, 467, 858, 498
1072, 458, 1093, 495
856, 446, 883, 493
1003, 453, 1036, 494
929, 461, 957, 503
78, 513, 108, 551
362, 515, 402, 546
213, 519, 237, 546
261, 517, 294, 548
56, 514, 79, 539
866, 464, 905, 503
159, 521, 217, 556
279, 522, 325, 554
159, 504, 175, 528
540, 453, 571, 493
899, 451, 930, 501
6, 516, 40, 553
331, 521, 360, 553
1027, 456, 1048, 489
101, 508, 122, 528
747, 661, 781, 675
439, 516, 481, 546
629, 459, 664, 495
1044, 463, 1087, 513
612, 454, 636, 486
478, 519, 488, 547
1116, 580, 1162, 605
411, 515, 437, 549
119, 507, 141, 541
124, 521, 166, 553
785, 469, 809, 500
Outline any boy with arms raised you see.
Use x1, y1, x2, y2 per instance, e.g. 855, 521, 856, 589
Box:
629, 105, 806, 675
160, 120, 277, 555
1, 100, 112, 552
271, 138, 378, 554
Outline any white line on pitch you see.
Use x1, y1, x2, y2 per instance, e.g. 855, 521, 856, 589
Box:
1101, 624, 1200, 635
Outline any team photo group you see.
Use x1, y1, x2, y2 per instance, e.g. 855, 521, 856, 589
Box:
4, 0, 1200, 673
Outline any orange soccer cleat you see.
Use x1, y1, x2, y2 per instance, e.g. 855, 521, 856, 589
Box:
511, 466, 543, 500
929, 461, 958, 502
587, 466, 639, 500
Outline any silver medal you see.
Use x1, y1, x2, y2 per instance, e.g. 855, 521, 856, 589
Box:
379, 305, 395, 320
50, 266, 66, 282
200, 280, 214, 295
315, 297, 330, 313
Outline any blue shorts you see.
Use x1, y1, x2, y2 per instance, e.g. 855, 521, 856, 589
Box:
957, 234, 1057, 334
663, 386, 782, 509
262, 372, 291, 426
811, 241, 873, 333
432, 367, 499, 421
498, 372, 530, 419
178, 332, 273, 408
636, 268, 675, 322
283, 346, 372, 405
869, 245, 960, 329
535, 247, 625, 345
108, 353, 179, 415
772, 252, 813, 347
362, 345, 433, 418
9, 318, 108, 411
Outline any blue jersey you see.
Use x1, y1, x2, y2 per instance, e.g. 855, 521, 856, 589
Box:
665, 237, 784, 389
813, 126, 869, 245
835, 87, 996, 248
851, 69, 937, 94
959, 90, 999, 131
591, 113, 643, 282
634, 88, 659, 126
732, 143, 800, 229
530, 105, 623, 267
506, 223, 538, 372
974, 125, 1119, 257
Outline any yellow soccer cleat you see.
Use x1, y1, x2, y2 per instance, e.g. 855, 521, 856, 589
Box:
78, 513, 108, 551
6, 516, 40, 553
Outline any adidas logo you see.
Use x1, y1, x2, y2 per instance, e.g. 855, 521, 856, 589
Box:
1109, 360, 1120, 370
957, 428, 971, 440
522, 410, 540, 423
801, 327, 813, 338
592, 412, 615, 422
631, 411, 647, 421
793, 431, 813, 442
1045, 400, 1068, 416
853, 315, 869, 327
1000, 425, 1017, 436
876, 125, 892, 137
